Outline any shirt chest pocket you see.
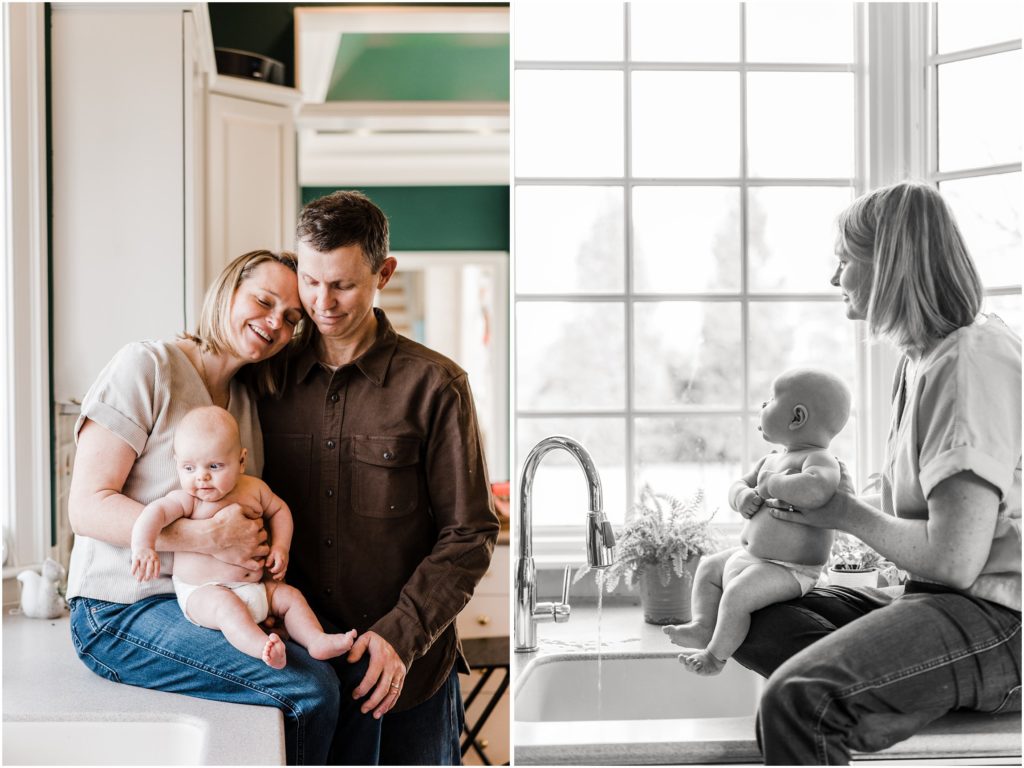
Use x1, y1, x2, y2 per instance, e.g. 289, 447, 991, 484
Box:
351, 436, 422, 518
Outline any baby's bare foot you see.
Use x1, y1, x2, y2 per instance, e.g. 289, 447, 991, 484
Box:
677, 648, 726, 676
307, 629, 357, 661
663, 621, 713, 649
262, 632, 287, 669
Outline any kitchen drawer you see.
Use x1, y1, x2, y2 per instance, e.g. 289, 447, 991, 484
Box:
457, 594, 509, 639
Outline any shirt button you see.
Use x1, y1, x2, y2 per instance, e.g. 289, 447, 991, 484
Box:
330, 393, 339, 403
324, 537, 333, 547
326, 440, 336, 449
325, 488, 334, 498
382, 451, 394, 461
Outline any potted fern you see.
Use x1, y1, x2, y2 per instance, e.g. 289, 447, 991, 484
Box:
578, 485, 721, 624
827, 531, 902, 588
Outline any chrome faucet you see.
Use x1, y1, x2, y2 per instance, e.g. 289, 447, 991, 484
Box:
514, 435, 616, 653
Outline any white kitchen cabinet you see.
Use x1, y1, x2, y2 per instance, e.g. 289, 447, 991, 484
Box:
50, 3, 214, 402
50, 4, 300, 403
205, 76, 300, 283
458, 542, 510, 765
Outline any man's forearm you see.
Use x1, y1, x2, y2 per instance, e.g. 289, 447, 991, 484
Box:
371, 530, 497, 667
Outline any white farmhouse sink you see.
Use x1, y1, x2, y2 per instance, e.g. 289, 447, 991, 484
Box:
515, 651, 762, 722
514, 651, 765, 764
3, 719, 207, 765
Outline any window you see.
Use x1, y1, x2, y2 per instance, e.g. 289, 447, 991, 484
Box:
2, 4, 51, 573
514, 1, 1022, 562
513, 2, 863, 559
929, 4, 1022, 334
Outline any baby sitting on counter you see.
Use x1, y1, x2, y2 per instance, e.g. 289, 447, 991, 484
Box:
131, 405, 356, 669
664, 367, 851, 675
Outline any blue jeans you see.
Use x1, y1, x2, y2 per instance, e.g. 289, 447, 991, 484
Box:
329, 664, 465, 765
69, 595, 376, 765
734, 583, 1022, 765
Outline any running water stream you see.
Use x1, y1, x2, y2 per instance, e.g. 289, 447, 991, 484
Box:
596, 569, 605, 718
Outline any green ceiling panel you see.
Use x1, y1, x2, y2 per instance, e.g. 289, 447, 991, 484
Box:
327, 33, 509, 101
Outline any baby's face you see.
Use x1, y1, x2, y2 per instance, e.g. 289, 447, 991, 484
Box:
174, 429, 244, 502
758, 379, 798, 445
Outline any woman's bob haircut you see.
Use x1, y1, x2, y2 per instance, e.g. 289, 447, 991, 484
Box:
180, 249, 302, 397
835, 181, 982, 353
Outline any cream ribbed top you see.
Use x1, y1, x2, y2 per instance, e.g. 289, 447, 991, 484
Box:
65, 341, 263, 603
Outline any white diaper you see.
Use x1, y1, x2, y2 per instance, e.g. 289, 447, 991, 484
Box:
171, 576, 270, 626
726, 549, 824, 596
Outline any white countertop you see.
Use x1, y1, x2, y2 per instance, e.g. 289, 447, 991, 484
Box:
2, 609, 284, 765
513, 602, 1022, 765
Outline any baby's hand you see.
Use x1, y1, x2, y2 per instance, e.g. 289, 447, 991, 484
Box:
131, 548, 161, 582
266, 548, 289, 580
757, 468, 794, 500
735, 487, 764, 519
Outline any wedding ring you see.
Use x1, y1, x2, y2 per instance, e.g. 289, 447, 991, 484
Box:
390, 682, 401, 690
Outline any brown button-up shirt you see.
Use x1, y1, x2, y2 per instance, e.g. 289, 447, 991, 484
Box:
258, 309, 499, 710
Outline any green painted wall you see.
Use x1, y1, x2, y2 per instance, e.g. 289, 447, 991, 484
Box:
301, 187, 509, 252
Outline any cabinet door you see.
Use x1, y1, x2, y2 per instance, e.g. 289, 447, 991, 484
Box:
51, 6, 191, 401
206, 93, 297, 285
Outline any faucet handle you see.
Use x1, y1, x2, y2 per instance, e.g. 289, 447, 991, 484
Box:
554, 565, 572, 623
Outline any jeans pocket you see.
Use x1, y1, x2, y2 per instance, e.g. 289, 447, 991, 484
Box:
69, 600, 123, 684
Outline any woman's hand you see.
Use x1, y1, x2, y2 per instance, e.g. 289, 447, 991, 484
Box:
768, 460, 857, 530
205, 504, 269, 570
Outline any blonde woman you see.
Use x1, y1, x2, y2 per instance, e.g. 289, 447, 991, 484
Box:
734, 182, 1021, 764
67, 250, 373, 765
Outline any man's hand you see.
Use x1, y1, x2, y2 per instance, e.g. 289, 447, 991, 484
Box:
347, 631, 408, 719
206, 503, 269, 570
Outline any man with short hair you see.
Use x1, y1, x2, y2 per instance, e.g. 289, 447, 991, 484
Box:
259, 190, 499, 764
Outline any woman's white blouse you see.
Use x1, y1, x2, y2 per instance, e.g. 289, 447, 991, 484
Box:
882, 314, 1022, 611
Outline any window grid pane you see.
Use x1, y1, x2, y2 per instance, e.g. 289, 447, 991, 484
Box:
515, 2, 860, 530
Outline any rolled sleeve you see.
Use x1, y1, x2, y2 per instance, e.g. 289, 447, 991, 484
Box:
74, 342, 158, 455
920, 446, 1017, 500
916, 328, 1021, 503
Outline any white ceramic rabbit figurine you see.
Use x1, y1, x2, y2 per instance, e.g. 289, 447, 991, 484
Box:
17, 558, 67, 619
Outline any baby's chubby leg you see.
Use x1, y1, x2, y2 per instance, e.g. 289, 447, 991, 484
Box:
185, 585, 287, 669
663, 547, 738, 650
678, 562, 802, 676
265, 581, 357, 661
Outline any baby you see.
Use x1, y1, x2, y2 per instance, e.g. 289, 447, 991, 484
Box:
131, 405, 356, 669
665, 367, 851, 675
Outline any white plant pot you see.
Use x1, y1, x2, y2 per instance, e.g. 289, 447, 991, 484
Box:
827, 566, 879, 588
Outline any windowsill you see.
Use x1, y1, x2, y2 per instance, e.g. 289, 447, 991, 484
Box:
531, 527, 742, 602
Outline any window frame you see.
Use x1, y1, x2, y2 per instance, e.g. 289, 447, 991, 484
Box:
513, 3, 870, 560
2, 3, 52, 576
515, 2, 1021, 563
